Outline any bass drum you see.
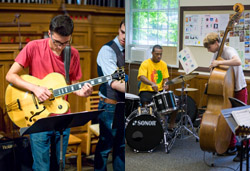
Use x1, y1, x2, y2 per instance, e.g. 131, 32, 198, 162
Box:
175, 95, 198, 123
125, 108, 163, 152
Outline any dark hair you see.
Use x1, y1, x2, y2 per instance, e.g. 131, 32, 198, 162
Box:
49, 15, 74, 36
120, 18, 125, 28
152, 45, 162, 52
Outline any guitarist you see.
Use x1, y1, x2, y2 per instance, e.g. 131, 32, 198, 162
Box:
5, 15, 93, 170
203, 32, 248, 162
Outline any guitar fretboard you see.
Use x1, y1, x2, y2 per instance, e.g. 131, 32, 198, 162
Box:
53, 75, 112, 97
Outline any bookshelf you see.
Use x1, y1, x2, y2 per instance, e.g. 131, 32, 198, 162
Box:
0, 0, 125, 7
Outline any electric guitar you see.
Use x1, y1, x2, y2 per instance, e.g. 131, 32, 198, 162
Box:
5, 68, 124, 128
235, 125, 250, 137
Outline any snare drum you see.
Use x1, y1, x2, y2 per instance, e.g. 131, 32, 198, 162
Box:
125, 108, 163, 152
152, 91, 177, 114
125, 93, 140, 118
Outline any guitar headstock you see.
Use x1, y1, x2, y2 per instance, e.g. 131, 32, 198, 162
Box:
111, 67, 125, 81
235, 125, 250, 137
227, 3, 244, 31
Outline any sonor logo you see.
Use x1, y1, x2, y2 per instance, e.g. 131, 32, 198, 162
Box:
132, 120, 156, 126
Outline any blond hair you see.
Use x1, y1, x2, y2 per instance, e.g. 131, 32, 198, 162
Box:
203, 32, 220, 48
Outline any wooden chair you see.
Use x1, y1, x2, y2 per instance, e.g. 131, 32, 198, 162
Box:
84, 91, 100, 156
66, 91, 100, 170
66, 134, 82, 171
69, 91, 100, 156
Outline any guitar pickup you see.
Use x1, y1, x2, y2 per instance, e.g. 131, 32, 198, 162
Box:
17, 99, 22, 110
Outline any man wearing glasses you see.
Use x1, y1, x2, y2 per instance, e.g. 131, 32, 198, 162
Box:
6, 15, 93, 170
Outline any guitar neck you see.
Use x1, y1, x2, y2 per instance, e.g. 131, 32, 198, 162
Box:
53, 75, 112, 97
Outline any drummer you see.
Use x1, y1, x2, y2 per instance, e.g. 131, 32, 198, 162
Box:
137, 44, 169, 107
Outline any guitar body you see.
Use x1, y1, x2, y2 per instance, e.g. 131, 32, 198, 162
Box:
5, 73, 69, 128
200, 65, 235, 154
5, 68, 125, 128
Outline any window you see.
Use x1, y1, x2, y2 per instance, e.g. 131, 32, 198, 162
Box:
128, 0, 179, 46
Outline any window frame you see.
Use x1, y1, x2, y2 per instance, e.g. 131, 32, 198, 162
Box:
125, 0, 179, 68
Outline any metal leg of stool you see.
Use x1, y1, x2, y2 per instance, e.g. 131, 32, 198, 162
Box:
163, 132, 169, 153
161, 115, 169, 153
247, 139, 249, 171
240, 141, 243, 171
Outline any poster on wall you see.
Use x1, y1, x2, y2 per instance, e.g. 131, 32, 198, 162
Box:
227, 12, 250, 70
240, 12, 250, 70
184, 14, 229, 46
184, 13, 250, 70
177, 47, 198, 74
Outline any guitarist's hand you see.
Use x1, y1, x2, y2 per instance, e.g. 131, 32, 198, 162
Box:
33, 85, 52, 102
74, 83, 93, 97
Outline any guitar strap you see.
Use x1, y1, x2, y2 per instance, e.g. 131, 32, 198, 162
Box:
63, 45, 71, 84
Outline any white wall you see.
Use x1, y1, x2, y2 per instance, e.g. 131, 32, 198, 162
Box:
180, 0, 250, 7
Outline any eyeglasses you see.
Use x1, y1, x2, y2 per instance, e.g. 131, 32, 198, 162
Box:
50, 34, 72, 47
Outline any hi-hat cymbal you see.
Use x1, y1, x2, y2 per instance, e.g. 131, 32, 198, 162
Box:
175, 88, 198, 92
166, 73, 199, 85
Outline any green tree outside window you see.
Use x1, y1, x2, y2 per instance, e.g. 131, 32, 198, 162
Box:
131, 0, 178, 46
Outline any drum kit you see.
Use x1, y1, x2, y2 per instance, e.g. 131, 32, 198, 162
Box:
125, 73, 200, 153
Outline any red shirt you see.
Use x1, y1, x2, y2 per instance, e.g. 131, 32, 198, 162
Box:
15, 38, 82, 81
15, 38, 82, 115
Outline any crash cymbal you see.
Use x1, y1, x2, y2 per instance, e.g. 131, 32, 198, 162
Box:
166, 73, 199, 85
175, 88, 198, 92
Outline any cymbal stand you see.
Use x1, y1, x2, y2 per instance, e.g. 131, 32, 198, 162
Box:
175, 76, 199, 140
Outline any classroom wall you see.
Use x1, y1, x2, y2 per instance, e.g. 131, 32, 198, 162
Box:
180, 0, 250, 7
179, 1, 250, 71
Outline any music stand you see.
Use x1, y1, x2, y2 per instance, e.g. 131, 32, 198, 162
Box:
20, 110, 104, 171
222, 106, 250, 171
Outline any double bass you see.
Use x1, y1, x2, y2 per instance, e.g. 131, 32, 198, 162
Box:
199, 3, 244, 154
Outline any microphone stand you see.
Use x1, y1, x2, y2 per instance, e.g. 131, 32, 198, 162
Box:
0, 14, 31, 49
14, 14, 22, 50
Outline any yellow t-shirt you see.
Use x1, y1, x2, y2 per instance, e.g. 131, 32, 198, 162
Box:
138, 58, 169, 92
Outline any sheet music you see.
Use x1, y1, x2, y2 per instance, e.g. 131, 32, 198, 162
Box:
177, 47, 198, 74
232, 108, 250, 127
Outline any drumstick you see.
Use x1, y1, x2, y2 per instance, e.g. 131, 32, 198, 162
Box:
138, 106, 141, 115
149, 107, 152, 115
